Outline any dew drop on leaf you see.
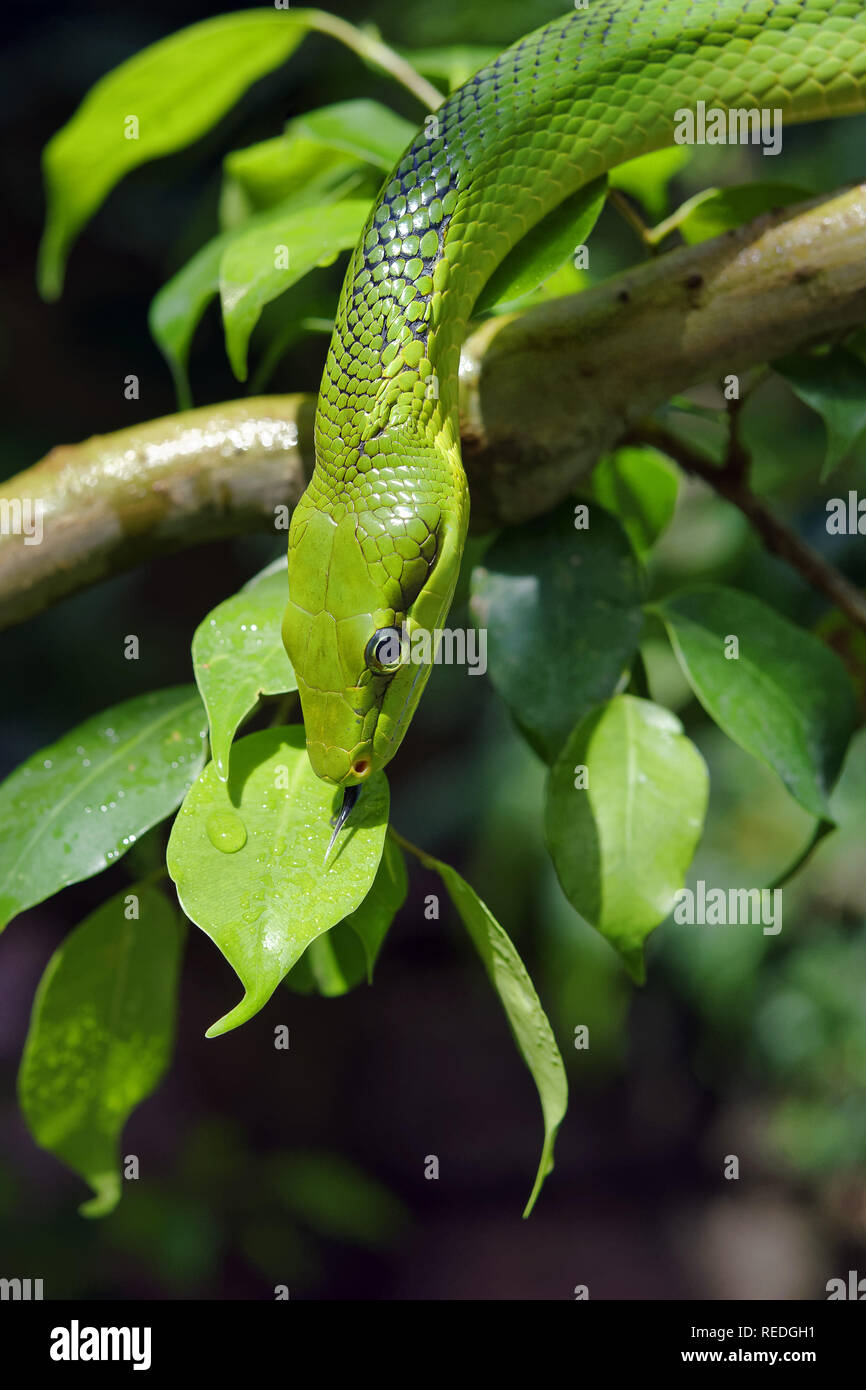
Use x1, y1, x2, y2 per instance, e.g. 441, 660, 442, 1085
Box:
206, 810, 247, 853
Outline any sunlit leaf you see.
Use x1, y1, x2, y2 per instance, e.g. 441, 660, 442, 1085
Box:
192, 571, 296, 782
220, 198, 370, 380
286, 835, 407, 995
150, 175, 361, 405
39, 10, 309, 298
293, 100, 417, 171
167, 727, 388, 1036
0, 688, 207, 934
221, 133, 364, 227
545, 695, 708, 981
18, 885, 182, 1216
38, 6, 431, 299
470, 501, 644, 762
652, 585, 857, 818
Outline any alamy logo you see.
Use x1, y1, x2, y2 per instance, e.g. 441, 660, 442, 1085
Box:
674, 881, 782, 936
674, 100, 782, 156
372, 623, 487, 675
826, 1270, 866, 1299
826, 492, 866, 534
50, 1320, 152, 1371
0, 497, 44, 545
0, 1276, 43, 1300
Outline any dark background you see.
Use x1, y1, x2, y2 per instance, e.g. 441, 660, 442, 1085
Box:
1, 0, 865, 1299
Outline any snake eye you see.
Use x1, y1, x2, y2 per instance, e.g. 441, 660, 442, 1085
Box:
365, 626, 404, 674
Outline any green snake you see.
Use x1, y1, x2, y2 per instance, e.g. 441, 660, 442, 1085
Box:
283, 0, 866, 808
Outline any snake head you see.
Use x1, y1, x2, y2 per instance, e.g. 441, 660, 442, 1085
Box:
283, 468, 464, 786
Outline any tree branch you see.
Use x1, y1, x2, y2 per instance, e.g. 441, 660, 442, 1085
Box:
2, 185, 865, 629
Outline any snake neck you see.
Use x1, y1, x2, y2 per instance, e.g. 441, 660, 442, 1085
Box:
313, 0, 866, 512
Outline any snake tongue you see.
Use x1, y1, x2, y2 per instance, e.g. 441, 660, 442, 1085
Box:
324, 783, 361, 864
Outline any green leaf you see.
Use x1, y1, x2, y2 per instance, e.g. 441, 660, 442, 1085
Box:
38, 9, 310, 299
150, 177, 360, 405
0, 688, 207, 934
674, 181, 808, 245
220, 198, 371, 380
166, 727, 389, 1036
774, 347, 866, 478
430, 855, 568, 1217
400, 45, 499, 90
545, 695, 709, 981
286, 835, 407, 996
469, 501, 645, 763
192, 570, 296, 782
18, 885, 182, 1216
149, 230, 231, 409
339, 832, 407, 983
244, 555, 287, 589
589, 446, 679, 555
293, 100, 417, 171
609, 146, 692, 220
474, 177, 607, 315
652, 585, 857, 818
221, 132, 365, 228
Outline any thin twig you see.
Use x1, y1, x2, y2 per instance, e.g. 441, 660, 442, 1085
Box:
632, 421, 866, 634
608, 188, 657, 254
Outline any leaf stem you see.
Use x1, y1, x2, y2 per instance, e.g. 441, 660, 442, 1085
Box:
388, 825, 436, 870
306, 9, 443, 111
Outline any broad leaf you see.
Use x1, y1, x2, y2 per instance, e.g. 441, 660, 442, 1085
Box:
220, 198, 370, 379
192, 570, 296, 782
39, 9, 309, 298
431, 855, 568, 1216
221, 132, 365, 227
470, 501, 645, 762
0, 687, 207, 933
293, 100, 417, 171
545, 695, 708, 981
774, 347, 866, 478
589, 446, 679, 555
609, 146, 692, 220
38, 7, 429, 299
18, 885, 182, 1216
653, 586, 857, 818
286, 835, 407, 995
167, 727, 388, 1036
474, 177, 607, 315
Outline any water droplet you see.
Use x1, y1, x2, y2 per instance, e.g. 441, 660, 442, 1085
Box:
206, 810, 247, 854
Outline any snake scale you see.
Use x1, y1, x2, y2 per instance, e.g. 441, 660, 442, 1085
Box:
283, 0, 866, 805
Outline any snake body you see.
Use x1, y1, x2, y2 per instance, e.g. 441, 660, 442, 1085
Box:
283, 0, 866, 787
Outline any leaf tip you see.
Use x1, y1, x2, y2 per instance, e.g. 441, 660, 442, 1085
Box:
620, 944, 646, 985
79, 1173, 121, 1220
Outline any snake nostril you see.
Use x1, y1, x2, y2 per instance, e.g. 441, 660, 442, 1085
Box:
352, 758, 371, 778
